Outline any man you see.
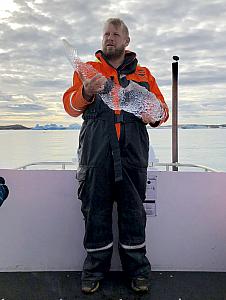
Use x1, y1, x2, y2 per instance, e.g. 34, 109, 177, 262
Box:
63, 18, 169, 294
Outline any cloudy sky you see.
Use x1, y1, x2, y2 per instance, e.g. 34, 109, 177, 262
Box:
0, 0, 225, 127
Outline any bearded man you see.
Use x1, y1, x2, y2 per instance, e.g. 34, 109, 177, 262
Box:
63, 18, 168, 294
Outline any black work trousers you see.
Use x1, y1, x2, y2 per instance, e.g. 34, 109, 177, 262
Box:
77, 155, 151, 281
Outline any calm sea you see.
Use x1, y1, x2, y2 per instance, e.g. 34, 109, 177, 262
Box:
0, 129, 225, 172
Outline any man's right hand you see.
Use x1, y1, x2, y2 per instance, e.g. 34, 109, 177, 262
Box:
78, 71, 107, 102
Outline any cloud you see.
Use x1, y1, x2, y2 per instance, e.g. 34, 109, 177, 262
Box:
0, 0, 226, 126
7, 103, 47, 111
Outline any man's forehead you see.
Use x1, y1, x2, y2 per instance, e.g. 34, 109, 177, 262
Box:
103, 23, 123, 32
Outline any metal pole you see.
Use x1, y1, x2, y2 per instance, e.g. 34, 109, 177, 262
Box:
172, 56, 179, 171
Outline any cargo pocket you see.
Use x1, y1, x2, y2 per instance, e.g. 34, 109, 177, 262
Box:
76, 166, 88, 200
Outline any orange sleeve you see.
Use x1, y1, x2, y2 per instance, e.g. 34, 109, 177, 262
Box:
62, 71, 94, 117
146, 68, 169, 124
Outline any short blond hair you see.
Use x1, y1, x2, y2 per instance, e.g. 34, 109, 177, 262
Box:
105, 18, 129, 37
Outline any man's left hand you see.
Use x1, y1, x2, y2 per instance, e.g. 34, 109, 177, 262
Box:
141, 112, 157, 124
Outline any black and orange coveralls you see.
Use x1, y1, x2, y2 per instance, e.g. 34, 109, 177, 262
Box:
63, 50, 169, 281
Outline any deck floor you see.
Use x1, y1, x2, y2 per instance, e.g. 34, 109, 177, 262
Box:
0, 271, 226, 300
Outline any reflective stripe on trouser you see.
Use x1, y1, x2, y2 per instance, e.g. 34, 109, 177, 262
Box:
86, 242, 113, 253
119, 241, 146, 250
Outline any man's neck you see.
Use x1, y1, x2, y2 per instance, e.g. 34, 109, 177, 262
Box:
108, 55, 125, 69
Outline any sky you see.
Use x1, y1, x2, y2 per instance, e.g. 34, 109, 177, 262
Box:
0, 0, 226, 127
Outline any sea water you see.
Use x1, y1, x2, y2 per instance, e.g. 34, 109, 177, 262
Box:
0, 128, 225, 171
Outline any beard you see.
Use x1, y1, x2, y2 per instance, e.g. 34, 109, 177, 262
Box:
103, 45, 125, 60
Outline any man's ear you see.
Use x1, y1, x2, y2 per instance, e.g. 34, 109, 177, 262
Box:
125, 36, 130, 47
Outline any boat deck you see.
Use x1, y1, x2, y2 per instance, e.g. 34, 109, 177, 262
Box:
0, 271, 226, 300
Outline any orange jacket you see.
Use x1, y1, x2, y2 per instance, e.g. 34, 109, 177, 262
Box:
63, 50, 169, 138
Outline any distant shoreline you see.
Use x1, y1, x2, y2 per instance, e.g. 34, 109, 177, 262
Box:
0, 124, 226, 130
0, 125, 31, 130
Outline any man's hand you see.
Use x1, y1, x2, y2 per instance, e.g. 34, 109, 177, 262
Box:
78, 71, 107, 101
141, 112, 157, 124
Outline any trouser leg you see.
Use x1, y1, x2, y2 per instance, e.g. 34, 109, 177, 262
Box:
118, 245, 151, 279
117, 166, 151, 278
82, 247, 113, 281
77, 166, 114, 280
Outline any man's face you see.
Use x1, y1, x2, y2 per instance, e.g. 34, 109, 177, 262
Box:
102, 23, 130, 60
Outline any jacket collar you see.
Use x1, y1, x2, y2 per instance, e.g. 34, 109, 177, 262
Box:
95, 50, 138, 75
